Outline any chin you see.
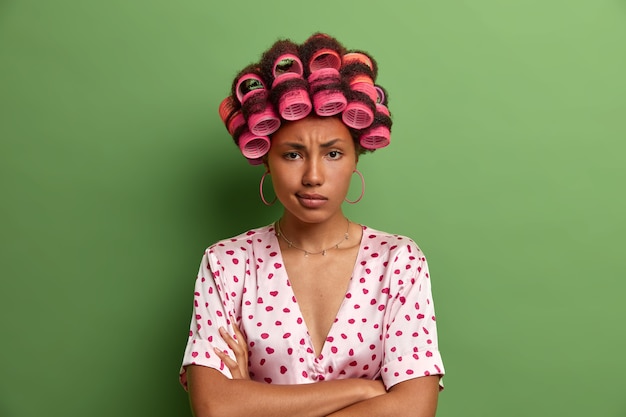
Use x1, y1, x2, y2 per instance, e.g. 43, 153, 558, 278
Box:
285, 207, 341, 225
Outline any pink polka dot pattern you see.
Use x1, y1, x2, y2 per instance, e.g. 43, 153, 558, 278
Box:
180, 225, 444, 390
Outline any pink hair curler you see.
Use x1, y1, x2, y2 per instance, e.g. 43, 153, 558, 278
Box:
312, 89, 347, 116
277, 84, 313, 120
227, 111, 246, 136
342, 101, 374, 129
235, 74, 266, 103
376, 103, 390, 117
236, 73, 281, 135
219, 96, 246, 136
349, 74, 377, 103
359, 125, 390, 149
342, 52, 374, 71
219, 96, 238, 125
308, 68, 347, 116
374, 86, 390, 116
238, 130, 271, 159
247, 103, 281, 136
375, 86, 386, 104
309, 48, 342, 72
273, 54, 304, 78
272, 55, 312, 120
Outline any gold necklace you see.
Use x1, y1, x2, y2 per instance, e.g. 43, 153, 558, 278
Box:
275, 218, 350, 257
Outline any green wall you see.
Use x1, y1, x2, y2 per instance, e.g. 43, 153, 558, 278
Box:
1, 1, 625, 416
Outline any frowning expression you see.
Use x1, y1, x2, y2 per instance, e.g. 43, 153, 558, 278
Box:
266, 116, 358, 224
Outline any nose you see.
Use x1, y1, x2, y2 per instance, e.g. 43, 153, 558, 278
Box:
302, 158, 324, 186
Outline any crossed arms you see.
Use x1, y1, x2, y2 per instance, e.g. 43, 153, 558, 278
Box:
186, 318, 440, 417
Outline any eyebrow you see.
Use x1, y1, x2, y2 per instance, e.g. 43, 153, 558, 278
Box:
282, 139, 342, 149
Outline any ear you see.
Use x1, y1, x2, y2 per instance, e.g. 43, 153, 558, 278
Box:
262, 155, 270, 173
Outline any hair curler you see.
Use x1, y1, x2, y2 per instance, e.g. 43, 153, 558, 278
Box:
271, 54, 312, 120
219, 96, 238, 125
238, 130, 271, 159
374, 86, 390, 116
219, 96, 246, 136
235, 73, 281, 136
309, 48, 342, 73
273, 54, 304, 77
342, 88, 375, 130
342, 103, 374, 129
340, 55, 377, 129
348, 73, 377, 103
358, 105, 391, 149
300, 33, 347, 77
227, 111, 246, 136
375, 85, 386, 105
342, 52, 374, 72
307, 68, 347, 116
359, 125, 390, 149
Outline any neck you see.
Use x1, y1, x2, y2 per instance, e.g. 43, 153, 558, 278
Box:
278, 212, 350, 252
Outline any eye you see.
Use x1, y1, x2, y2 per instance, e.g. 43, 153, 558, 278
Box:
327, 150, 342, 160
284, 152, 301, 160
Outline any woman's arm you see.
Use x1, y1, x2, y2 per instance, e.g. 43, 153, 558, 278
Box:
325, 376, 440, 417
188, 317, 385, 417
187, 365, 386, 417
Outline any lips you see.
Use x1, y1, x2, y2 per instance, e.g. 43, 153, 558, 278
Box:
297, 193, 327, 200
296, 193, 328, 208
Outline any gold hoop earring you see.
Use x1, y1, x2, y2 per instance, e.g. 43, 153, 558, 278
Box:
259, 171, 277, 206
344, 169, 365, 204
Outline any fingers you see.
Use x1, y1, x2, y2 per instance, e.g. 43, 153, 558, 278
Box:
229, 315, 247, 346
228, 315, 249, 365
219, 325, 240, 353
214, 315, 251, 379
213, 347, 243, 379
218, 323, 246, 360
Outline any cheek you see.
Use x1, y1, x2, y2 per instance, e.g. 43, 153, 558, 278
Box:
334, 168, 356, 193
270, 173, 295, 196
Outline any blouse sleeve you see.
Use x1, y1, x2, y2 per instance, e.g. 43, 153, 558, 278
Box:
380, 241, 445, 390
179, 247, 244, 389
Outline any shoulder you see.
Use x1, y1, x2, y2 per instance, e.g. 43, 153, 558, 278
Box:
360, 225, 425, 258
360, 226, 431, 295
206, 224, 276, 258
200, 224, 276, 280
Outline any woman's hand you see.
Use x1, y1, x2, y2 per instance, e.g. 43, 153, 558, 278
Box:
213, 315, 250, 379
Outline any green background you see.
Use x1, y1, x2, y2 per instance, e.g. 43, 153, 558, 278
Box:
1, 0, 625, 416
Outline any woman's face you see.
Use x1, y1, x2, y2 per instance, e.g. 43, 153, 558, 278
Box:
266, 116, 358, 224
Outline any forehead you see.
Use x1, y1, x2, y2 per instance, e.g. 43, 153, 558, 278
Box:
271, 116, 353, 146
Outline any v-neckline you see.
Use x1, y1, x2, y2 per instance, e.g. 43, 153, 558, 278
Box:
269, 225, 366, 359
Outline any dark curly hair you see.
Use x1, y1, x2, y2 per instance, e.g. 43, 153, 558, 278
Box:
218, 33, 392, 164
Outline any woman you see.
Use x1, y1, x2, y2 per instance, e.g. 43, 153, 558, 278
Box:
180, 33, 445, 417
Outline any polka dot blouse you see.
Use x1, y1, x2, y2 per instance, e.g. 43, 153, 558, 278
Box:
180, 224, 444, 390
